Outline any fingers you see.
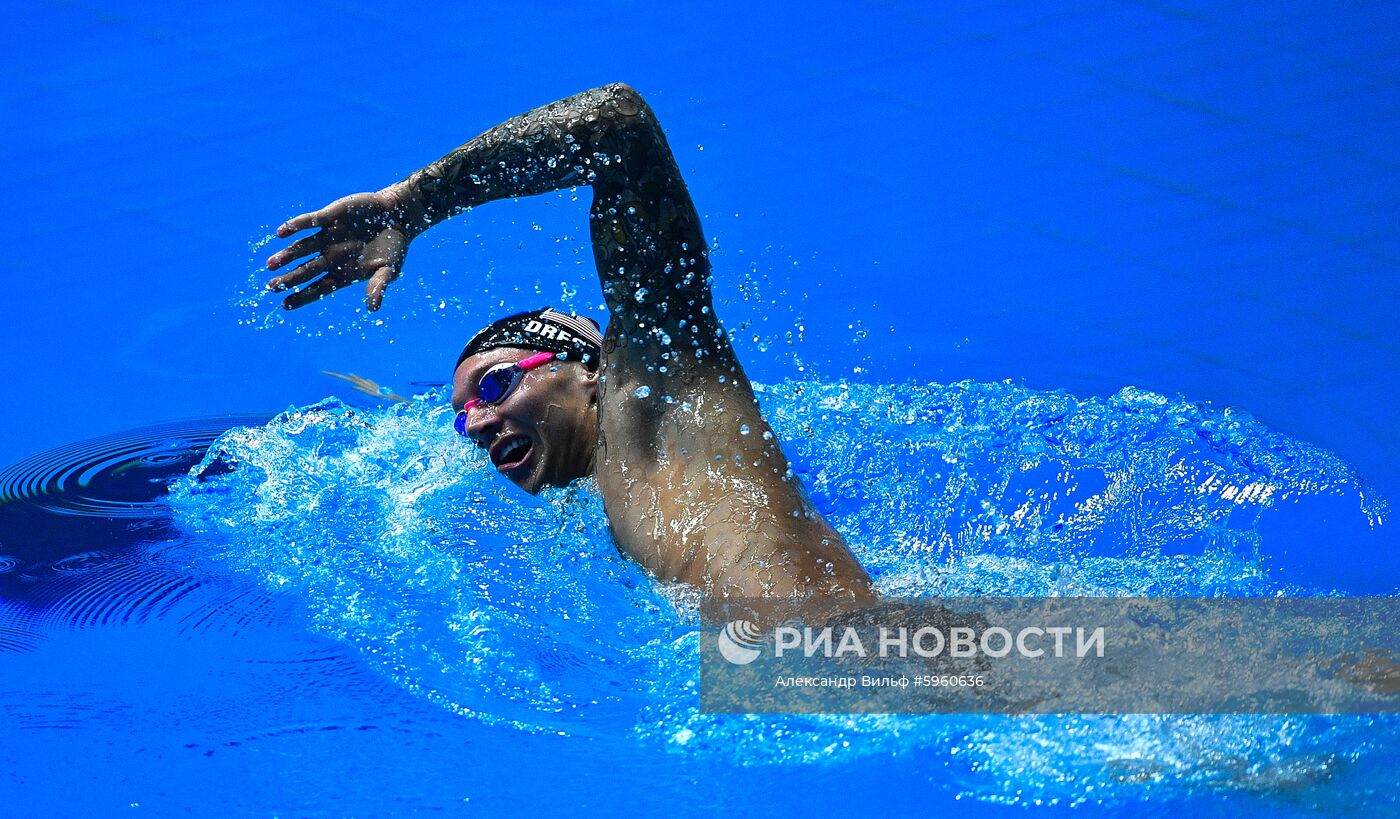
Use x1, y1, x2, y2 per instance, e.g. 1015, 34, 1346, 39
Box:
276, 196, 349, 237
365, 266, 398, 312
275, 198, 348, 237
266, 256, 330, 292
266, 233, 327, 271
265, 201, 408, 311
362, 228, 406, 312
282, 270, 355, 310
275, 192, 382, 237
276, 210, 322, 238
266, 240, 363, 291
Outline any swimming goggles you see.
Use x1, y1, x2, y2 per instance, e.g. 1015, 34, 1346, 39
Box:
453, 351, 558, 436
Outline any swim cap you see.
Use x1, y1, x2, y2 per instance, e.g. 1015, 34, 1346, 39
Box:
455, 307, 604, 370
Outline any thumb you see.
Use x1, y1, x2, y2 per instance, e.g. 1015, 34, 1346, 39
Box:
365, 266, 397, 312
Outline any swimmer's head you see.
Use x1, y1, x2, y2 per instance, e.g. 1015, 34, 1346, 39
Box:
451, 309, 603, 493
455, 307, 603, 372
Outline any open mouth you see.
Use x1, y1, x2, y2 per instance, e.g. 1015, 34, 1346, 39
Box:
489, 433, 534, 474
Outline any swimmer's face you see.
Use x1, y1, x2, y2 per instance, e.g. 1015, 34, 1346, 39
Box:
452, 347, 599, 494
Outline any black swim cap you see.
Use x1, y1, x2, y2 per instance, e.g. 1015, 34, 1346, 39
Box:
455, 307, 604, 370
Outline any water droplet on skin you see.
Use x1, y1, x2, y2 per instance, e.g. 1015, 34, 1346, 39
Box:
740, 425, 750, 435
634, 385, 651, 398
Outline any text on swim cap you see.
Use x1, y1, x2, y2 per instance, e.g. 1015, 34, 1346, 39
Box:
524, 319, 575, 345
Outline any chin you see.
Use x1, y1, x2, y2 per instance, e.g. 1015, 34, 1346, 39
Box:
504, 445, 584, 494
505, 468, 541, 495
514, 465, 583, 495
510, 460, 548, 495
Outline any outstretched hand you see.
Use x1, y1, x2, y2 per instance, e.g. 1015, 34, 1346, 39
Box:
266, 187, 417, 311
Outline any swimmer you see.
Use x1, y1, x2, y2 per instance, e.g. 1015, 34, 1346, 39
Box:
267, 83, 871, 600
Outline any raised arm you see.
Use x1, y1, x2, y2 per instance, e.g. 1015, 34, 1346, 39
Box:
268, 84, 722, 362
402, 84, 715, 344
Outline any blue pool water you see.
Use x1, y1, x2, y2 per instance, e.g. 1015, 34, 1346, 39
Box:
3, 1, 1398, 815
2, 382, 1395, 814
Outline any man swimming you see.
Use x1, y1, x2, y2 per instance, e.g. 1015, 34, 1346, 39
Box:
266, 83, 871, 601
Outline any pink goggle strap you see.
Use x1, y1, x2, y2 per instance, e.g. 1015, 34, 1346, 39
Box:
517, 351, 559, 369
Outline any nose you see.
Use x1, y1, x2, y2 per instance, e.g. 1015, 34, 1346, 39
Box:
463, 404, 501, 448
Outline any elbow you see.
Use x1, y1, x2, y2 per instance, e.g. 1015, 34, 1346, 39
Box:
606, 82, 645, 105
602, 82, 653, 123
589, 83, 661, 151
587, 83, 665, 164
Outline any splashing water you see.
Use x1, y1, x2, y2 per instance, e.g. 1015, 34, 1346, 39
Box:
163, 380, 1395, 810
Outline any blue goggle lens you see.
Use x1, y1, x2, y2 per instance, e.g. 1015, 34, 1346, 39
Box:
477, 365, 516, 403
454, 363, 522, 438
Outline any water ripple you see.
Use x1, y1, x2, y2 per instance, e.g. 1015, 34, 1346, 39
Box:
0, 415, 269, 519
50, 551, 113, 574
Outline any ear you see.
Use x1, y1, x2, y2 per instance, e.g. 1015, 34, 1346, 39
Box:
578, 363, 600, 403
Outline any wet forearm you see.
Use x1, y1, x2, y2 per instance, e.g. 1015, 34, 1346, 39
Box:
393, 83, 717, 348
392, 83, 655, 228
